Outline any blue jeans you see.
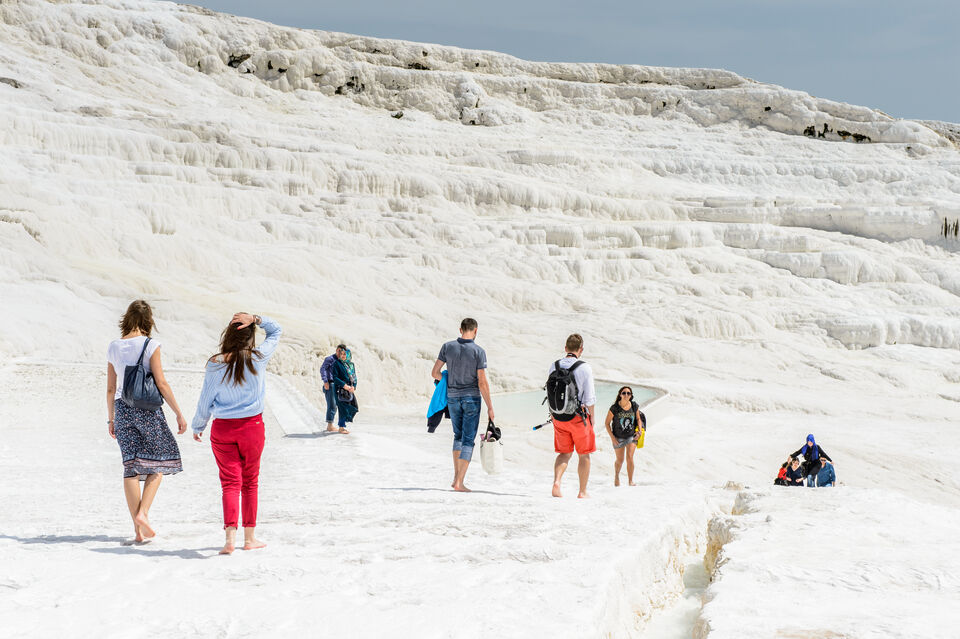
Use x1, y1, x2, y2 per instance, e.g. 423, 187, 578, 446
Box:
324, 386, 337, 423
806, 475, 817, 487
449, 396, 481, 461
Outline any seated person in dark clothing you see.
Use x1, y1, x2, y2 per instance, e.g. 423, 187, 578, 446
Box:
784, 458, 805, 486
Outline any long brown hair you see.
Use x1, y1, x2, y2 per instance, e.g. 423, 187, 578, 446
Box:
119, 300, 154, 336
215, 321, 261, 386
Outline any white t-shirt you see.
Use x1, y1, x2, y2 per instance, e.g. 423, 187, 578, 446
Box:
108, 336, 161, 399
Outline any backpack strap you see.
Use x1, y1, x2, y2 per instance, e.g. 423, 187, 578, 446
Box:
136, 337, 151, 366
567, 360, 585, 373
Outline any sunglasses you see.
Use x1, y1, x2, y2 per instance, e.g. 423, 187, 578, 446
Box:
620, 391, 632, 397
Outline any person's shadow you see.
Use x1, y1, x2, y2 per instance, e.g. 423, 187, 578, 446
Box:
91, 546, 219, 560
372, 487, 526, 498
0, 533, 219, 560
0, 533, 125, 544
284, 431, 340, 439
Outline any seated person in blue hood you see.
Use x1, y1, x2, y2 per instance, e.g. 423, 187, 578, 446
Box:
791, 434, 832, 487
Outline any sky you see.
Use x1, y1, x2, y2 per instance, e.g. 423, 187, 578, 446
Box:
193, 0, 958, 123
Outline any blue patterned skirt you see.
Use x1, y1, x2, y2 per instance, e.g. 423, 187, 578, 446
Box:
114, 399, 183, 479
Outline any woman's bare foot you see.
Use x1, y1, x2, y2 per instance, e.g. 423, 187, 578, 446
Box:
452, 483, 471, 493
338, 427, 350, 434
551, 483, 563, 498
614, 475, 621, 487
629, 481, 637, 486
243, 528, 266, 550
577, 491, 590, 499
134, 513, 156, 539
325, 424, 337, 432
219, 527, 237, 555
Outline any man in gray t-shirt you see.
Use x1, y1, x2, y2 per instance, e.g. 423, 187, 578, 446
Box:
431, 318, 495, 492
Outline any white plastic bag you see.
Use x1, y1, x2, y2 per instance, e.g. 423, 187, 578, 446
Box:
479, 437, 503, 474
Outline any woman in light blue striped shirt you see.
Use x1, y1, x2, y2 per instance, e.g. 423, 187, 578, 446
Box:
192, 312, 281, 555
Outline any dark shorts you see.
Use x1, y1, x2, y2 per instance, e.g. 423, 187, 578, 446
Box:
114, 399, 183, 479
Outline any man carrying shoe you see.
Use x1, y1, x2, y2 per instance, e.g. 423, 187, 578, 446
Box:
431, 318, 494, 492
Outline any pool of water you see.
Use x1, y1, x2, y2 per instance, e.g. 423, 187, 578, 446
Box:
492, 382, 660, 429
640, 558, 709, 639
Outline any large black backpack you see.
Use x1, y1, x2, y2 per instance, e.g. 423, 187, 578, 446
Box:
544, 359, 585, 422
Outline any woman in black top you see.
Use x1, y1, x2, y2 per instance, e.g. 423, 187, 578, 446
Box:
604, 386, 646, 487
784, 458, 805, 486
791, 434, 832, 487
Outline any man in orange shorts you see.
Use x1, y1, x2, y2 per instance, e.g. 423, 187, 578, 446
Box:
547, 334, 596, 498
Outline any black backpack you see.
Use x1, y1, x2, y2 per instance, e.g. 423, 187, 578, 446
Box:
544, 359, 585, 422
121, 338, 164, 410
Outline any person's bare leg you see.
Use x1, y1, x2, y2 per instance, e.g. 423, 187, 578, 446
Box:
220, 526, 237, 555
451, 450, 460, 487
626, 444, 637, 486
453, 458, 471, 492
553, 453, 572, 497
243, 527, 266, 550
577, 453, 591, 498
122, 476, 143, 542
134, 473, 162, 538
614, 447, 625, 487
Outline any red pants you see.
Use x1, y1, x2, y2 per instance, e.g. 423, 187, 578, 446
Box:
210, 414, 265, 529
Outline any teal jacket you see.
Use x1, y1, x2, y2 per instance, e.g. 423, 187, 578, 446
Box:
816, 462, 836, 487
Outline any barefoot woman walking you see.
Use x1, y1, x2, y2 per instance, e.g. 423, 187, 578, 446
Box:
604, 386, 645, 487
192, 312, 281, 555
106, 300, 187, 543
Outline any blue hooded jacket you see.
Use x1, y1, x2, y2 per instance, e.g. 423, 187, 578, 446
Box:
792, 434, 832, 476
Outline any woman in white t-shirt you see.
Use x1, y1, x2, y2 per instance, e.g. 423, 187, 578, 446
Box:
106, 300, 187, 544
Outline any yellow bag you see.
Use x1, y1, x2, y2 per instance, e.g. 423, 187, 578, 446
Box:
636, 427, 645, 448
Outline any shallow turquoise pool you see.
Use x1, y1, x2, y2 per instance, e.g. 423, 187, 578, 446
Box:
492, 382, 659, 429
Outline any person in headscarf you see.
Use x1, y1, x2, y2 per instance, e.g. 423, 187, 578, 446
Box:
330, 347, 358, 434
345, 348, 358, 387
791, 434, 832, 487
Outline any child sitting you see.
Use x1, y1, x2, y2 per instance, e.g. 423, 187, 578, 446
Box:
774, 460, 790, 486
